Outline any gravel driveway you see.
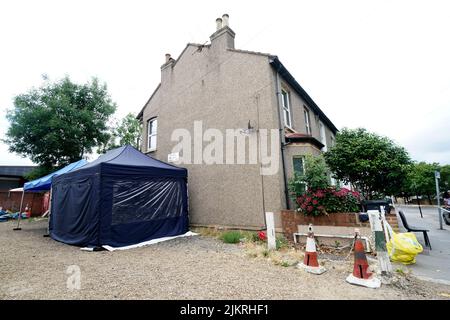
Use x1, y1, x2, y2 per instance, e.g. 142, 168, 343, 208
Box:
1, 219, 449, 300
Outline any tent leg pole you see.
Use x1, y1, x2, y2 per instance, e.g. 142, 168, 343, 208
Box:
44, 188, 52, 237
14, 190, 25, 231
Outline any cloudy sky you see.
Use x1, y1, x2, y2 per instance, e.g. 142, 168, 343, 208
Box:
1, 0, 449, 165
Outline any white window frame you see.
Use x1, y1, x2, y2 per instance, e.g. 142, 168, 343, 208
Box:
293, 156, 307, 192
319, 121, 327, 152
304, 107, 311, 135
329, 134, 336, 185
281, 89, 292, 129
147, 118, 157, 152
330, 176, 337, 186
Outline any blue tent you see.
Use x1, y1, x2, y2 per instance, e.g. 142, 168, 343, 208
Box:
24, 159, 88, 191
49, 145, 189, 248
12, 159, 88, 230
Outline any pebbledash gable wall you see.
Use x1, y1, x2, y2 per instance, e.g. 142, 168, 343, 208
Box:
140, 29, 284, 229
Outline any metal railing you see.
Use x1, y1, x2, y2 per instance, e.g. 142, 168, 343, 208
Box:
439, 206, 450, 213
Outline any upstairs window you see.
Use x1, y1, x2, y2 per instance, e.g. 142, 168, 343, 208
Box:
281, 89, 292, 129
304, 107, 311, 135
147, 118, 157, 152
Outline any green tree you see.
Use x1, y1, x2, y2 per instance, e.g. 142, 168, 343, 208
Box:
4, 76, 116, 170
407, 162, 442, 202
24, 166, 56, 181
440, 164, 450, 192
301, 154, 330, 190
101, 113, 142, 152
324, 128, 411, 199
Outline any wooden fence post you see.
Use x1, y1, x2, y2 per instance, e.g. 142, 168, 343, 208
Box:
368, 209, 392, 279
265, 212, 276, 250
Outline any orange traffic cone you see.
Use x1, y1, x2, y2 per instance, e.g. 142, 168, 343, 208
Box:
297, 224, 326, 274
346, 229, 381, 288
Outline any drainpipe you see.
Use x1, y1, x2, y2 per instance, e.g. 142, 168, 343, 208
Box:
274, 68, 290, 210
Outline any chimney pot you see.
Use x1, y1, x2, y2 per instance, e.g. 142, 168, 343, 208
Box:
165, 53, 171, 63
216, 18, 223, 30
222, 14, 229, 27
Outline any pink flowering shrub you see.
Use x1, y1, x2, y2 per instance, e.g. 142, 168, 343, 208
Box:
296, 187, 361, 216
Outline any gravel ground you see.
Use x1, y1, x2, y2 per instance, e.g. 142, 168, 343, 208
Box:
1, 219, 449, 300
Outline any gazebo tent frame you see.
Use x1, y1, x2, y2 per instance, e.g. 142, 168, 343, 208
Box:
13, 159, 88, 230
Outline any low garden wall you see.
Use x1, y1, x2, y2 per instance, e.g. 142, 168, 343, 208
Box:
0, 191, 46, 216
281, 210, 399, 240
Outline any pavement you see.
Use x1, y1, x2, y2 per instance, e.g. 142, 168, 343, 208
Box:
395, 205, 450, 285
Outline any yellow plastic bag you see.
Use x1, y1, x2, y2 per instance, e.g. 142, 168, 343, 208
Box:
386, 232, 423, 264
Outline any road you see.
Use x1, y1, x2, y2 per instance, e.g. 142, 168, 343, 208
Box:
395, 205, 450, 284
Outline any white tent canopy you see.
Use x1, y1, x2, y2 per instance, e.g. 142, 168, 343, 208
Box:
9, 187, 24, 192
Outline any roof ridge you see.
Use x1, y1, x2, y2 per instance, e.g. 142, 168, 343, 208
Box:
270, 57, 339, 134
104, 145, 185, 170
136, 83, 161, 119
188, 42, 211, 47
227, 48, 272, 57
104, 145, 129, 163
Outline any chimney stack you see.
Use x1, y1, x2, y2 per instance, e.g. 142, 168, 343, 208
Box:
222, 14, 229, 27
216, 18, 223, 30
210, 14, 235, 50
161, 53, 174, 74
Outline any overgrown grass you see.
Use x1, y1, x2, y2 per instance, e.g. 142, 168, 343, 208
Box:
243, 241, 303, 268
192, 227, 223, 238
276, 235, 289, 250
396, 268, 405, 275
240, 231, 260, 243
193, 227, 295, 267
249, 232, 261, 243
220, 231, 243, 244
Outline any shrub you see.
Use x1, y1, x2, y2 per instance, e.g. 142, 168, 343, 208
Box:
296, 186, 361, 216
288, 154, 330, 200
276, 235, 289, 250
250, 232, 260, 242
288, 172, 307, 200
301, 154, 330, 190
221, 231, 242, 244
281, 261, 290, 267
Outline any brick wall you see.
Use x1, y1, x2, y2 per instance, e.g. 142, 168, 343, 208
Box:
281, 210, 399, 239
386, 208, 400, 232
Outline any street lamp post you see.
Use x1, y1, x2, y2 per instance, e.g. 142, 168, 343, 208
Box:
412, 182, 423, 218
417, 193, 423, 218
435, 171, 444, 230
